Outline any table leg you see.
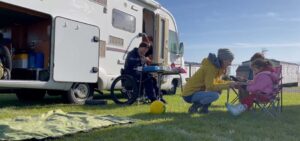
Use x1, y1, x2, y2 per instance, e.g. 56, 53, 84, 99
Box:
179, 74, 183, 92
157, 73, 162, 100
226, 88, 229, 103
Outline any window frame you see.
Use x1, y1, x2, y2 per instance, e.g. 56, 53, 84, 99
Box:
112, 9, 136, 33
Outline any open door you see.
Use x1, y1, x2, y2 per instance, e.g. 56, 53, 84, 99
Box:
53, 17, 99, 83
153, 15, 169, 65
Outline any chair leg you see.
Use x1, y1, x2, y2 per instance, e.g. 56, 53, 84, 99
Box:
254, 102, 278, 118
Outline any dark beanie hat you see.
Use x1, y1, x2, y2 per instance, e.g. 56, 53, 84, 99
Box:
217, 48, 234, 61
139, 42, 149, 48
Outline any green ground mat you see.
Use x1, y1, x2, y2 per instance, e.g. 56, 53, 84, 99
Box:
0, 109, 134, 140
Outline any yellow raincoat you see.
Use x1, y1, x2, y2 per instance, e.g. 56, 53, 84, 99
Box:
182, 58, 231, 97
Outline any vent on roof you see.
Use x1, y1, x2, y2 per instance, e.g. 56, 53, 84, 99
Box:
109, 36, 124, 47
90, 0, 107, 6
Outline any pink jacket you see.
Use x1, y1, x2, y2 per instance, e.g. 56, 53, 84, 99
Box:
247, 71, 277, 95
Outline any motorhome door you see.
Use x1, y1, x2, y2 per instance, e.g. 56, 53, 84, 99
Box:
53, 17, 100, 83
154, 15, 169, 65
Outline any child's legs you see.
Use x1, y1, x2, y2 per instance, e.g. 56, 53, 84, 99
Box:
190, 91, 220, 105
241, 94, 270, 109
241, 94, 256, 109
238, 87, 249, 101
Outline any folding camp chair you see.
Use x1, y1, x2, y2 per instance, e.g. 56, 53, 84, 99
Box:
226, 76, 248, 104
253, 66, 283, 117
226, 64, 253, 104
227, 65, 283, 117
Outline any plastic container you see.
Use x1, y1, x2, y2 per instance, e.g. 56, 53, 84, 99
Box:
13, 53, 28, 68
143, 66, 162, 72
27, 52, 44, 69
28, 52, 36, 68
35, 52, 44, 69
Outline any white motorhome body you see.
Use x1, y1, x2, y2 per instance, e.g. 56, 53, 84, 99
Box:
0, 0, 184, 103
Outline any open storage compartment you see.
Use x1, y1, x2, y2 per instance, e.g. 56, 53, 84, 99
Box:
0, 2, 52, 81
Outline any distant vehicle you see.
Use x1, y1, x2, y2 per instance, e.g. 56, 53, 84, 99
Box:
0, 0, 185, 104
184, 62, 201, 80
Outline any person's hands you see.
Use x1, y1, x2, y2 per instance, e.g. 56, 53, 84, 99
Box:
141, 56, 147, 64
228, 82, 237, 88
237, 76, 247, 81
145, 57, 152, 65
237, 81, 248, 85
229, 82, 246, 89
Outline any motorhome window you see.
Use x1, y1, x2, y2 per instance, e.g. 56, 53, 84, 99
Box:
112, 9, 136, 33
159, 19, 165, 59
169, 30, 179, 54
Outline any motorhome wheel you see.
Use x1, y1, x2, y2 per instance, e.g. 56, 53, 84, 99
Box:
67, 83, 93, 104
169, 79, 179, 95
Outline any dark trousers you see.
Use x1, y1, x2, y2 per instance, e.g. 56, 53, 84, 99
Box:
143, 75, 158, 101
126, 71, 158, 101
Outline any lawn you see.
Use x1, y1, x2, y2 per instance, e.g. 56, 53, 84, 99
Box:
0, 91, 299, 141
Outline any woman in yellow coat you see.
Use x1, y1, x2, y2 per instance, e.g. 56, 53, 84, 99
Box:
182, 48, 237, 114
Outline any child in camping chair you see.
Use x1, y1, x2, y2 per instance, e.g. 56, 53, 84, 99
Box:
226, 59, 279, 116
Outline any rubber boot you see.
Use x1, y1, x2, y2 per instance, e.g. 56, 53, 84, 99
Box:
200, 103, 211, 114
226, 103, 247, 116
188, 103, 203, 114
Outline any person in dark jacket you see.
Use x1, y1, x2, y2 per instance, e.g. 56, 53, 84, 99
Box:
124, 42, 158, 102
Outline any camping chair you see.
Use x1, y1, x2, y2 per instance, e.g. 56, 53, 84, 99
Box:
253, 65, 283, 117
226, 64, 253, 104
226, 76, 248, 104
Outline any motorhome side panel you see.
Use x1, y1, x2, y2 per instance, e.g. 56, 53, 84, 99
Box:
99, 0, 144, 89
53, 17, 100, 83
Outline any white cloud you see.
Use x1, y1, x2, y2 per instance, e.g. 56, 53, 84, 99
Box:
231, 42, 300, 49
266, 12, 278, 17
247, 12, 300, 22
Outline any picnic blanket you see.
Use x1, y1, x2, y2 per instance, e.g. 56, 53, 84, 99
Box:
0, 109, 134, 140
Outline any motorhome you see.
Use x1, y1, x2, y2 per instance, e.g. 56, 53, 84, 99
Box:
0, 0, 185, 104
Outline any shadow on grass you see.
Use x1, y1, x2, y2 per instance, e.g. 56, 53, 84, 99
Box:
0, 93, 80, 107
112, 106, 297, 140
0, 93, 151, 111
55, 106, 300, 141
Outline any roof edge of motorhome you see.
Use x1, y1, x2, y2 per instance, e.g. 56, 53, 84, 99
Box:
138, 0, 161, 8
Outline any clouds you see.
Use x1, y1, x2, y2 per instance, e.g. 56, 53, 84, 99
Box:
231, 42, 300, 49
246, 12, 300, 22
186, 42, 300, 50
157, 0, 300, 63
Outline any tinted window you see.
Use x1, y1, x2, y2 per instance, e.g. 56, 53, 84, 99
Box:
112, 9, 136, 33
169, 30, 179, 54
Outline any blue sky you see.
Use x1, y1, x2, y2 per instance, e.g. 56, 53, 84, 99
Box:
157, 0, 300, 64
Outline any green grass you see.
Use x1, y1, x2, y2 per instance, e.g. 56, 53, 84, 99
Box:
0, 91, 300, 141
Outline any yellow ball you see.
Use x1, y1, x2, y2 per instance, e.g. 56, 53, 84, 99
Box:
150, 100, 166, 114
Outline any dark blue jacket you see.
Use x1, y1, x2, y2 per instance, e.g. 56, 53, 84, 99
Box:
124, 48, 143, 77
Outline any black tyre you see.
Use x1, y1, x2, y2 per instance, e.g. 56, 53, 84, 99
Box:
15, 89, 46, 101
2, 68, 11, 80
110, 75, 138, 105
65, 83, 94, 104
162, 79, 178, 95
169, 79, 178, 95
